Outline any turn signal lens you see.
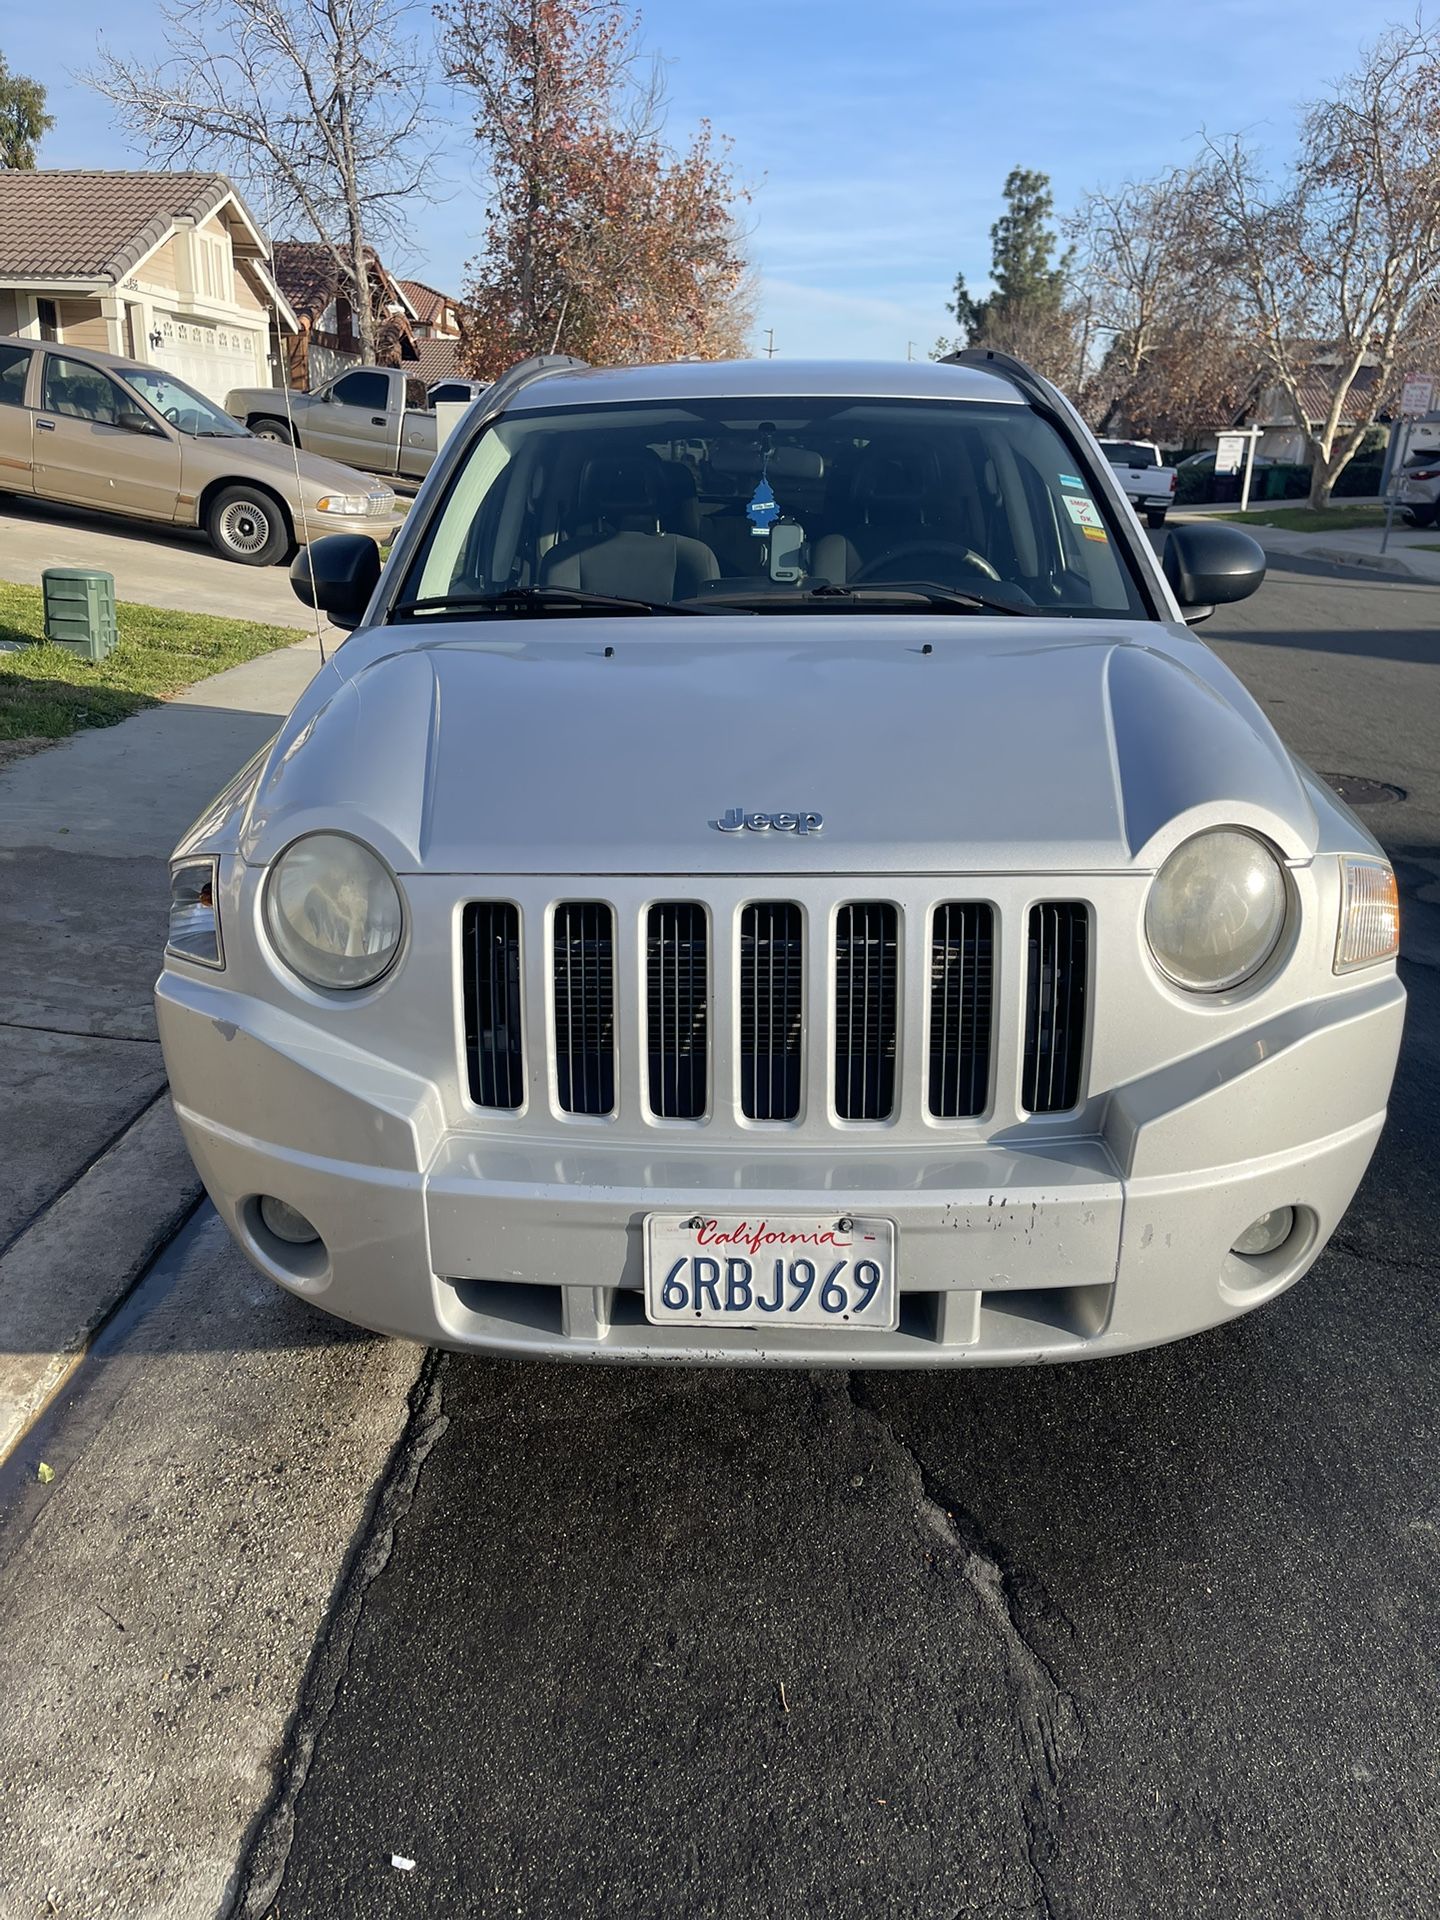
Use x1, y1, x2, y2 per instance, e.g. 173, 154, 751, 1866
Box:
167, 858, 223, 968
315, 492, 373, 516
1335, 856, 1399, 972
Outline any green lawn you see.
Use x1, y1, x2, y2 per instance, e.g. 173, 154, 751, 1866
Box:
1214, 504, 1390, 533
0, 581, 300, 741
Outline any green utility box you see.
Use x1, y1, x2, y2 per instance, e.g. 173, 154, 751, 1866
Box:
42, 568, 118, 662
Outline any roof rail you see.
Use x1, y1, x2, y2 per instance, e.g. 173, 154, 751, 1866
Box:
483, 353, 590, 411
939, 347, 1062, 411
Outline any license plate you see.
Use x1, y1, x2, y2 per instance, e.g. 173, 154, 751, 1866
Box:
643, 1213, 897, 1330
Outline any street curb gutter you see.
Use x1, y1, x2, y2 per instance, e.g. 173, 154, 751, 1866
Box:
1300, 544, 1419, 576
0, 1091, 202, 1462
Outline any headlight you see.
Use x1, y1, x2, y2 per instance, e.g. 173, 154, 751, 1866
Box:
167, 858, 223, 968
1145, 828, 1287, 992
264, 833, 404, 990
1335, 855, 1399, 972
315, 492, 375, 516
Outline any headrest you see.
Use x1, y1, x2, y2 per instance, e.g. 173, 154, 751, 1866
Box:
578, 451, 666, 531
849, 442, 937, 513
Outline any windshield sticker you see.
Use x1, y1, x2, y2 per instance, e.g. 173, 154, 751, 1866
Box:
747, 476, 780, 535
1081, 524, 1109, 543
1059, 473, 1083, 489
1062, 494, 1103, 529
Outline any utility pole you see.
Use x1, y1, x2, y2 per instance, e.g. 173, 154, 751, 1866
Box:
763, 328, 777, 359
906, 341, 916, 362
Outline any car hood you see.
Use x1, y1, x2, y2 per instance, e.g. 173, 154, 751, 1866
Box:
239, 616, 1319, 874
222, 433, 385, 497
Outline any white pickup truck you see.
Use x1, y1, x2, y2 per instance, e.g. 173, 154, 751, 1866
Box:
225, 365, 441, 483
1097, 439, 1177, 528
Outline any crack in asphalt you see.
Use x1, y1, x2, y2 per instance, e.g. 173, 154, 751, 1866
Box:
840, 1375, 1082, 1920
1327, 1232, 1440, 1278
225, 1350, 451, 1920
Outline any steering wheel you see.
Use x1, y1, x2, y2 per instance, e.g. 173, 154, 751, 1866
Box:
163, 406, 183, 426
852, 540, 1003, 585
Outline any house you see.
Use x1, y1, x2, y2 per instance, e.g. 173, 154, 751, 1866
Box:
271, 242, 420, 389
1240, 356, 1386, 462
399, 278, 465, 386
0, 170, 297, 402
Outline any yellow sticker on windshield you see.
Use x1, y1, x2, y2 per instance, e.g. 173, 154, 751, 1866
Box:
1082, 524, 1109, 542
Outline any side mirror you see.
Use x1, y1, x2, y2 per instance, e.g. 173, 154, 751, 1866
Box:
116, 407, 155, 434
1162, 524, 1266, 625
290, 534, 382, 630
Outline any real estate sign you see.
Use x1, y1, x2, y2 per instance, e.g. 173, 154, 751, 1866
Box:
1214, 434, 1248, 474
1400, 371, 1435, 417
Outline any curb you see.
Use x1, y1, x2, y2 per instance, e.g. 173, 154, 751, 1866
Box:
0, 1091, 202, 1462
1298, 544, 1420, 577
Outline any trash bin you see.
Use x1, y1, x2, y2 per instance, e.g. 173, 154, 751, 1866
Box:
41, 568, 118, 662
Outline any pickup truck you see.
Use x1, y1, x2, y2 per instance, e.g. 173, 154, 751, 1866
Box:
225, 365, 441, 483
1096, 439, 1177, 528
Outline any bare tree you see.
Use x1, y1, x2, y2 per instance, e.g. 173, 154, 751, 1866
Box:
1068, 168, 1248, 443
85, 0, 433, 364
1204, 19, 1440, 504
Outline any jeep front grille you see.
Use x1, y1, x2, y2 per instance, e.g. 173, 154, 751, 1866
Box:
459, 890, 1090, 1127
739, 902, 804, 1120
553, 901, 616, 1115
646, 903, 708, 1119
1022, 902, 1088, 1113
462, 902, 525, 1109
928, 903, 994, 1118
834, 902, 898, 1120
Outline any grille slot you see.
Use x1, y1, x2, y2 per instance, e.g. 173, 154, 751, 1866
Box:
1022, 902, 1088, 1113
927, 903, 994, 1117
646, 903, 708, 1118
462, 902, 525, 1109
739, 903, 803, 1120
553, 902, 617, 1115
834, 902, 898, 1120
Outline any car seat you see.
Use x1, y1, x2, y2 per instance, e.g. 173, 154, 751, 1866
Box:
541, 452, 721, 600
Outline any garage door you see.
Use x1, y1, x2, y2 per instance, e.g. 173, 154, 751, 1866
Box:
151, 314, 264, 402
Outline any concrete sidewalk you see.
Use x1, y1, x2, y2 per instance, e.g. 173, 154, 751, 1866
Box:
0, 631, 327, 1457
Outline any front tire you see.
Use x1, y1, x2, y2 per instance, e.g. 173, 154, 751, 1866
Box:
1146, 508, 1168, 528
250, 416, 295, 445
206, 485, 290, 566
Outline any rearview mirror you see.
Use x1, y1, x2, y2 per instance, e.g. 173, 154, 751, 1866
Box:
290, 534, 382, 630
1162, 524, 1266, 625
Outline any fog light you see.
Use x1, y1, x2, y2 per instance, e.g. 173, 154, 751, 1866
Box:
259, 1195, 321, 1245
1231, 1207, 1295, 1257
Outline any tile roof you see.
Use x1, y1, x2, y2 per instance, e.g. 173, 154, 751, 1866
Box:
0, 170, 248, 281
415, 336, 460, 382
399, 279, 455, 327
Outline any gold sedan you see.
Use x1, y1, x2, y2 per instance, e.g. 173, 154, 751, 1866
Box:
0, 333, 401, 565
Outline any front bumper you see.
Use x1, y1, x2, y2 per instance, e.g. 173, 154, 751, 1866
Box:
294, 507, 401, 547
156, 967, 1404, 1366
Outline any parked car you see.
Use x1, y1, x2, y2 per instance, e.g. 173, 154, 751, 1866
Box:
0, 335, 398, 566
428, 378, 488, 407
1097, 438, 1178, 527
226, 364, 438, 483
156, 352, 1404, 1367
1396, 445, 1440, 527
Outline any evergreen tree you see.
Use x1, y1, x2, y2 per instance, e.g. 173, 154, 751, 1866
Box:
938, 167, 1077, 381
0, 54, 53, 169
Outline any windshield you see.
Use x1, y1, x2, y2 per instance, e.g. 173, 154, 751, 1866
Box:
119, 366, 249, 437
1101, 441, 1160, 468
400, 396, 1149, 619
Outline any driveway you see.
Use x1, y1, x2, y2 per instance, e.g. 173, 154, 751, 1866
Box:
0, 494, 318, 629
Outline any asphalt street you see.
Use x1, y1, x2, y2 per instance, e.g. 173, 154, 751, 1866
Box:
2, 545, 1437, 1920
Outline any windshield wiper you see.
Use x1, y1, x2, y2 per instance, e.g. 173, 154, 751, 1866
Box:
390, 585, 724, 621
690, 582, 1039, 616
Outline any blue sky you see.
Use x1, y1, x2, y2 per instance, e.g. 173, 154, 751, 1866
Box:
6, 0, 1423, 358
